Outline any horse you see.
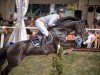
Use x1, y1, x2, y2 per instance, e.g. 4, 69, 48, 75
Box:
0, 17, 87, 75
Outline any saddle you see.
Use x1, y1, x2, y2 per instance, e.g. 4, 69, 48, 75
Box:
31, 32, 53, 47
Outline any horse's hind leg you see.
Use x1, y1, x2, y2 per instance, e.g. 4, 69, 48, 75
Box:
0, 54, 23, 75
1, 64, 13, 75
1, 44, 25, 75
0, 59, 21, 75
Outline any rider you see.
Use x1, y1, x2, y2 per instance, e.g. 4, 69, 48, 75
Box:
34, 8, 65, 53
83, 31, 96, 48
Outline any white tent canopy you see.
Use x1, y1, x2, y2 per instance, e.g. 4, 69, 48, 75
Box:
7, 0, 29, 45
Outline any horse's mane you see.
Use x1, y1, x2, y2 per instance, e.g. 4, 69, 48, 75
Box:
59, 16, 79, 21
48, 16, 86, 40
55, 16, 80, 25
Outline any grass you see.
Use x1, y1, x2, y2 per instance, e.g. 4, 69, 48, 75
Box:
8, 52, 100, 75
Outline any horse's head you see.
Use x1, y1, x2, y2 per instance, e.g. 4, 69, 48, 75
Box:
74, 20, 87, 39
55, 19, 87, 40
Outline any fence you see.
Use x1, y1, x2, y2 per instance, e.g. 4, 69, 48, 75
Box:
0, 26, 38, 48
0, 26, 100, 48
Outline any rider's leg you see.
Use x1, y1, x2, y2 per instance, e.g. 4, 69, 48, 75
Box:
35, 19, 49, 45
41, 35, 49, 55
35, 19, 49, 54
41, 34, 48, 46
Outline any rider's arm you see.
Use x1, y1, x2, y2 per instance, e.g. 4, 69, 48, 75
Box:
48, 15, 59, 27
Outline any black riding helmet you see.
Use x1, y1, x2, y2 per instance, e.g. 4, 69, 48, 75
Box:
56, 8, 65, 14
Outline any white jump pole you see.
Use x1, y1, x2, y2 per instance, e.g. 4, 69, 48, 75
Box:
0, 33, 4, 48
0, 26, 99, 48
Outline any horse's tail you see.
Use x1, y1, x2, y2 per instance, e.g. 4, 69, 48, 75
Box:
0, 46, 8, 70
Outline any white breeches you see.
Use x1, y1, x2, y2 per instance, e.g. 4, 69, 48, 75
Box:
35, 19, 49, 36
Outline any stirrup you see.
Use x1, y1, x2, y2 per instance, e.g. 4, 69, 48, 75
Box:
31, 37, 40, 47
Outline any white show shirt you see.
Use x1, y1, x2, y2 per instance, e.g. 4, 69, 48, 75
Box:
85, 34, 96, 44
39, 14, 60, 26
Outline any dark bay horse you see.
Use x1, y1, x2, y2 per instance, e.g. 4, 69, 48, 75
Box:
0, 17, 87, 75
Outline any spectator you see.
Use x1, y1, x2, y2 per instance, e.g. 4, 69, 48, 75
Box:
26, 17, 34, 27
26, 17, 39, 39
83, 31, 96, 48
0, 26, 7, 34
66, 31, 75, 42
74, 33, 82, 48
0, 12, 3, 25
8, 14, 15, 26
95, 32, 100, 48
66, 31, 76, 48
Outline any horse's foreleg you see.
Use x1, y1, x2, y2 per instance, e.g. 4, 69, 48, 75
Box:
0, 64, 15, 75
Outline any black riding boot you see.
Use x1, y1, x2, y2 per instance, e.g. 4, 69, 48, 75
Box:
41, 36, 46, 46
41, 36, 49, 55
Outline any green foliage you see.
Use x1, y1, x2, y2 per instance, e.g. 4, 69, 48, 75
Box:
50, 47, 64, 75
56, 47, 63, 60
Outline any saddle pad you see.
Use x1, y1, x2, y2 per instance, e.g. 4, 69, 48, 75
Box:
31, 38, 40, 47
9, 42, 14, 46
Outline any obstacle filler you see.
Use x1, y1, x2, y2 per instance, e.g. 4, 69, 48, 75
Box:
73, 48, 100, 52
